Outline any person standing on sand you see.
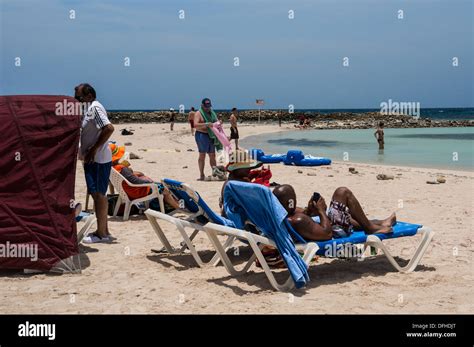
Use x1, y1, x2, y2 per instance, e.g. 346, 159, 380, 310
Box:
374, 121, 385, 149
188, 107, 196, 135
194, 98, 223, 180
75, 83, 114, 244
169, 108, 175, 131
229, 107, 239, 149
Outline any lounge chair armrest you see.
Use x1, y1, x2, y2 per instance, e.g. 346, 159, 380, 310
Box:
122, 181, 156, 188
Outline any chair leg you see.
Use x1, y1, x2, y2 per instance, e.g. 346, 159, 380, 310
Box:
209, 235, 237, 267
175, 222, 209, 267
158, 194, 165, 213
366, 228, 434, 273
113, 196, 122, 217
169, 224, 222, 268
245, 237, 297, 292
207, 227, 319, 292
123, 202, 131, 221
250, 241, 318, 292
177, 228, 200, 253
145, 213, 181, 254
206, 229, 257, 276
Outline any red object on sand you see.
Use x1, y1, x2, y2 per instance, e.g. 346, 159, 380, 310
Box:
249, 166, 272, 187
0, 95, 81, 271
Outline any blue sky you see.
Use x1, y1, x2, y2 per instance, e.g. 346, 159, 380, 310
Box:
1, 0, 472, 109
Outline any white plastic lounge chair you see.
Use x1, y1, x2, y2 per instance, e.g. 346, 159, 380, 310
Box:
204, 222, 434, 291
109, 167, 165, 220
144, 178, 236, 267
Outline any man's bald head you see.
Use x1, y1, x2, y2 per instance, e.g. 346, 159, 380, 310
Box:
273, 184, 297, 214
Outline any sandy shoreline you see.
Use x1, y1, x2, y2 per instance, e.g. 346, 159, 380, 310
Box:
0, 122, 472, 314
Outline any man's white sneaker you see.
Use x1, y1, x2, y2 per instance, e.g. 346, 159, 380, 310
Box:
82, 233, 111, 244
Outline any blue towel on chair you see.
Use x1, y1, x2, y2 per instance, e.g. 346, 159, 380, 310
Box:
163, 178, 235, 228
223, 181, 310, 289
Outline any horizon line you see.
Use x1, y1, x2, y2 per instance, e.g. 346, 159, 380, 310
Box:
108, 106, 474, 111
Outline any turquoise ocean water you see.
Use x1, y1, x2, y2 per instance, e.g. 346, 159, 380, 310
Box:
242, 127, 474, 171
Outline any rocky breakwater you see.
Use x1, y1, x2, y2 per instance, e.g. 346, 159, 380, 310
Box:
108, 110, 473, 129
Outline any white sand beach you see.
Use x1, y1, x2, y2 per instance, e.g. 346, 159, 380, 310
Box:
1, 123, 472, 314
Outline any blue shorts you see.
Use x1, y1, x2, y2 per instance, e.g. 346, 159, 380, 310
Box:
84, 162, 112, 195
195, 131, 216, 153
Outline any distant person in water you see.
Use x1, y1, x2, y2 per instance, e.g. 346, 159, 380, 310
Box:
229, 107, 239, 150
374, 121, 385, 149
169, 109, 175, 131
298, 114, 305, 126
188, 107, 196, 135
303, 116, 311, 128
273, 184, 396, 241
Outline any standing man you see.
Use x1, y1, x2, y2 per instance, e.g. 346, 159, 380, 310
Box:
194, 98, 222, 180
169, 108, 175, 131
75, 83, 114, 243
229, 107, 239, 150
374, 121, 385, 150
188, 107, 196, 135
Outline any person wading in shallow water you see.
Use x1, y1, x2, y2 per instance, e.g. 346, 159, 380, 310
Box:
169, 109, 175, 131
374, 121, 385, 150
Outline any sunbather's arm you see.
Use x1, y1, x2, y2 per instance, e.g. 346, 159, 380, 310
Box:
306, 197, 332, 238
290, 213, 332, 241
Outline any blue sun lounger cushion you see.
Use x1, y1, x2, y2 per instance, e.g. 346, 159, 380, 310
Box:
313, 221, 422, 256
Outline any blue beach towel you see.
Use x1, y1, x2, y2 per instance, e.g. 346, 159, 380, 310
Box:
163, 178, 235, 227
223, 181, 309, 289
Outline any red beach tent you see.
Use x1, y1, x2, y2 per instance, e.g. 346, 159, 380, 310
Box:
0, 95, 81, 272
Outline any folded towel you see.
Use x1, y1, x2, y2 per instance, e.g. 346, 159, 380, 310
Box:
199, 108, 223, 151
163, 178, 234, 227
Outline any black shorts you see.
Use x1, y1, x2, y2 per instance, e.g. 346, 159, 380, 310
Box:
230, 126, 239, 139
